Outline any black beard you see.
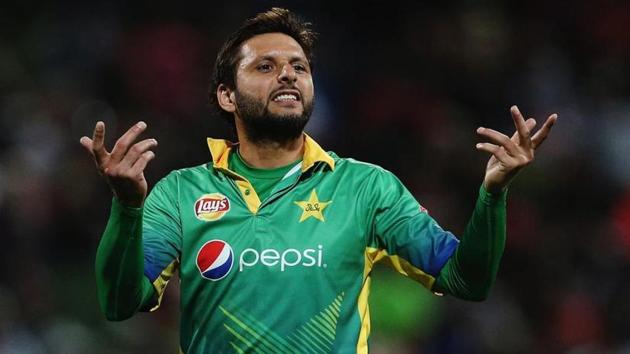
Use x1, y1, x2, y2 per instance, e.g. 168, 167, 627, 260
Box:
234, 90, 313, 145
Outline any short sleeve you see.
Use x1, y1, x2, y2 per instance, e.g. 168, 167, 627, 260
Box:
142, 172, 182, 310
365, 169, 459, 289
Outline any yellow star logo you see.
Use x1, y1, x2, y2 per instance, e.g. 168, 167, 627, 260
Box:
294, 189, 332, 222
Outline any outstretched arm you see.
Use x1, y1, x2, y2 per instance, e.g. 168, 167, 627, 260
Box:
435, 106, 557, 300
80, 121, 158, 319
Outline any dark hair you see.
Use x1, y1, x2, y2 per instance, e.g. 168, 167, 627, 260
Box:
208, 8, 317, 129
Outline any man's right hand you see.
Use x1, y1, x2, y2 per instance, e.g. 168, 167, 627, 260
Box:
80, 121, 158, 208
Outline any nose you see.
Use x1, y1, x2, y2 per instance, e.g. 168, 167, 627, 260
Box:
277, 63, 297, 84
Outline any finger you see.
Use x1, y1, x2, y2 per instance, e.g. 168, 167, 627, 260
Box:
477, 127, 520, 156
525, 117, 537, 131
519, 118, 537, 137
510, 105, 531, 148
476, 142, 514, 164
92, 121, 108, 164
117, 138, 158, 170
79, 136, 94, 154
110, 121, 147, 163
127, 151, 156, 179
531, 113, 558, 149
508, 118, 537, 143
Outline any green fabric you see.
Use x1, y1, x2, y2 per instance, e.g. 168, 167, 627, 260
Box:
434, 185, 507, 301
137, 152, 461, 353
94, 198, 155, 320
228, 149, 301, 201
92, 137, 508, 352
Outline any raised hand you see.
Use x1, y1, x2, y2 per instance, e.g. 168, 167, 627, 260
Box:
80, 121, 158, 207
475, 105, 557, 194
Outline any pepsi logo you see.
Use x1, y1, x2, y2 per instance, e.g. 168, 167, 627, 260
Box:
196, 240, 234, 281
194, 193, 230, 221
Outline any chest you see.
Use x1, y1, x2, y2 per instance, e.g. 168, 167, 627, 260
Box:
177, 176, 368, 285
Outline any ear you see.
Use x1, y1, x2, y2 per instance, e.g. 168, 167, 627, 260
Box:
217, 84, 236, 113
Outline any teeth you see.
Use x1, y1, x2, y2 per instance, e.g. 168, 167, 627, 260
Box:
274, 94, 297, 101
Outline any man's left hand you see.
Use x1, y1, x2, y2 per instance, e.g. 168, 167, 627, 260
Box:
475, 105, 557, 194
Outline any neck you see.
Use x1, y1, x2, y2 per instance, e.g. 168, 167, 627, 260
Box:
236, 132, 304, 169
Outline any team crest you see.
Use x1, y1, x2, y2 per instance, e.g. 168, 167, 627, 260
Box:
294, 189, 332, 222
194, 193, 230, 221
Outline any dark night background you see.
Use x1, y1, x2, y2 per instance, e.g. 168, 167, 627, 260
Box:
1, 1, 629, 353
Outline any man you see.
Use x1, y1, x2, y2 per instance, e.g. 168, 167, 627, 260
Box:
80, 8, 557, 354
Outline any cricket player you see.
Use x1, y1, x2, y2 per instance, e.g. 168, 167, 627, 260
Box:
80, 8, 557, 353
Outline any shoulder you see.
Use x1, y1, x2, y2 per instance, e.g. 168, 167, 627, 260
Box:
326, 152, 406, 198
329, 153, 412, 208
153, 163, 214, 189
168, 163, 213, 178
330, 152, 396, 180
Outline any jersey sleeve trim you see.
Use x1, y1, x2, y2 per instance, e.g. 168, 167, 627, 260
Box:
356, 249, 376, 354
148, 258, 179, 311
367, 246, 435, 288
355, 247, 437, 353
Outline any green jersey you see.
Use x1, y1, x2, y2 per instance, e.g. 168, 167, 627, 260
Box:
141, 135, 460, 353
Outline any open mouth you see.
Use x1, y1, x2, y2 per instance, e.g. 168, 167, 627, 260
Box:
271, 90, 301, 102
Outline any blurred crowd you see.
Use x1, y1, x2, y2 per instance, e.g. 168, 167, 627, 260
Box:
1, 1, 629, 353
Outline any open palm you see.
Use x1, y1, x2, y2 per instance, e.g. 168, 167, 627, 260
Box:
476, 106, 557, 194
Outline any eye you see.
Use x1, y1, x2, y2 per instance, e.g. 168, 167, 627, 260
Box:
293, 64, 307, 72
257, 63, 273, 72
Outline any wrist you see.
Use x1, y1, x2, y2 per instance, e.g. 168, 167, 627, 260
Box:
482, 180, 507, 195
112, 197, 144, 216
111, 190, 145, 208
479, 184, 508, 205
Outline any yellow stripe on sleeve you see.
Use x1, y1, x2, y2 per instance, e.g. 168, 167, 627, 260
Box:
149, 259, 179, 311
356, 247, 435, 352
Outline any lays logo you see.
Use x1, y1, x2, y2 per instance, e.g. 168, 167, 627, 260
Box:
194, 193, 230, 221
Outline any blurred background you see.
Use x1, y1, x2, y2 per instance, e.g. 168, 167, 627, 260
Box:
1, 0, 629, 353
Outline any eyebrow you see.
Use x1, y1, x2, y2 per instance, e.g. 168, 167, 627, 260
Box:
258, 55, 308, 63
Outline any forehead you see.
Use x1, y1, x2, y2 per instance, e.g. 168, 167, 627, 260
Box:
238, 32, 307, 65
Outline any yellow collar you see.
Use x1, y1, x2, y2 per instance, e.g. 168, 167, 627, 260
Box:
206, 134, 335, 173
